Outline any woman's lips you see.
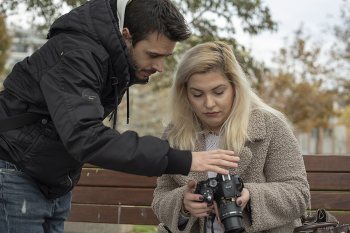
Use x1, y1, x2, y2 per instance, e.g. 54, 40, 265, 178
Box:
204, 112, 220, 117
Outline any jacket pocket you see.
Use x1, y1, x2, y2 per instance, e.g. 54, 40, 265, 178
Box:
19, 125, 82, 199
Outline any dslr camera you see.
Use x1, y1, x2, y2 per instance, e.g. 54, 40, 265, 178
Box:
195, 174, 244, 233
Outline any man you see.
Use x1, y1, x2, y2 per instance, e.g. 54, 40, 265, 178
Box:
0, 0, 238, 232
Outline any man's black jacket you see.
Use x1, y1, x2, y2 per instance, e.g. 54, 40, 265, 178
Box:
0, 0, 191, 199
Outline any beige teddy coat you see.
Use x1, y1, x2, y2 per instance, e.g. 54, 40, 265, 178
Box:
152, 110, 310, 233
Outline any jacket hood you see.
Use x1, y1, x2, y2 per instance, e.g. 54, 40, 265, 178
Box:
47, 0, 137, 85
112, 0, 133, 33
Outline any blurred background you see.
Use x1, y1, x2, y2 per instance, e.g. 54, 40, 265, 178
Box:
1, 0, 349, 232
1, 0, 349, 156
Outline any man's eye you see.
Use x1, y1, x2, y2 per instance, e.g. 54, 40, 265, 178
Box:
149, 53, 159, 58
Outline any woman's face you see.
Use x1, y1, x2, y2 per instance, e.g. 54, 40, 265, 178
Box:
186, 71, 235, 133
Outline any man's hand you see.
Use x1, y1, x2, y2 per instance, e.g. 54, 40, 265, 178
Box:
191, 150, 239, 175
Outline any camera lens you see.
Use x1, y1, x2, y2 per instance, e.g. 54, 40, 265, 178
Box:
219, 201, 244, 233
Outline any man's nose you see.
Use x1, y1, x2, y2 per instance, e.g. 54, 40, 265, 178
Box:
153, 59, 164, 73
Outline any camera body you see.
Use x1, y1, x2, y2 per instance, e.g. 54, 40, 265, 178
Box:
195, 174, 245, 233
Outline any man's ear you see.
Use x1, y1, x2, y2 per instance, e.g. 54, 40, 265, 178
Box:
122, 28, 132, 42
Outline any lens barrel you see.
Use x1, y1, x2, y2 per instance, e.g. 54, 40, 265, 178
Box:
219, 201, 244, 233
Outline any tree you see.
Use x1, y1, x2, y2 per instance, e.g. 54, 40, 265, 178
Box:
262, 27, 336, 154
0, 0, 277, 135
0, 0, 277, 83
330, 1, 350, 124
0, 14, 11, 79
0, 0, 276, 36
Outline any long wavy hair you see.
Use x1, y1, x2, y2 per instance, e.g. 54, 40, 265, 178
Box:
165, 41, 287, 153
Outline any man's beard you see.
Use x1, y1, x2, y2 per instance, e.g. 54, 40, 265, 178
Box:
127, 46, 139, 71
126, 46, 149, 84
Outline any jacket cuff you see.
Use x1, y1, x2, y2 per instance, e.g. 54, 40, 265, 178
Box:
164, 148, 192, 175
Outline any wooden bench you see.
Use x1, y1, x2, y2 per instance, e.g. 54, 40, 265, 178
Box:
67, 155, 350, 225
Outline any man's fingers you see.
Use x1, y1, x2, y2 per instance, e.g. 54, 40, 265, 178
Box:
210, 158, 239, 168
207, 165, 229, 175
208, 149, 234, 155
191, 150, 239, 173
211, 151, 239, 162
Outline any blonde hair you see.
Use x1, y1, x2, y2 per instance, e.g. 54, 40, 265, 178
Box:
166, 41, 286, 153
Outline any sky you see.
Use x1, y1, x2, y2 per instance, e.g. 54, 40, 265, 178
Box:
235, 0, 346, 66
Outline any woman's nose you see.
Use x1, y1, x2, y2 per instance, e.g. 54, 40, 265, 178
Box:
204, 95, 215, 108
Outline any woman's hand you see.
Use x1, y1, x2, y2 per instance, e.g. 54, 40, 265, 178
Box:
182, 180, 214, 217
214, 187, 250, 226
236, 188, 250, 210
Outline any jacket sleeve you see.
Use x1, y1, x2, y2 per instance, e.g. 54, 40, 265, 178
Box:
152, 175, 199, 233
243, 115, 310, 232
39, 49, 191, 176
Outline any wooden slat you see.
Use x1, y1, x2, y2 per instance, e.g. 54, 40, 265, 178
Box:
68, 205, 350, 225
72, 188, 350, 212
72, 186, 154, 206
303, 155, 350, 172
331, 211, 350, 224
310, 191, 350, 210
78, 169, 156, 188
68, 204, 159, 225
307, 173, 350, 191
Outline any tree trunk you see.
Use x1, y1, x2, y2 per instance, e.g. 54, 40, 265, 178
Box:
315, 128, 324, 154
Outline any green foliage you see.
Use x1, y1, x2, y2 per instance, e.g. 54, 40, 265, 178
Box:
176, 0, 277, 37
0, 0, 276, 82
132, 225, 157, 233
0, 15, 11, 76
339, 105, 350, 126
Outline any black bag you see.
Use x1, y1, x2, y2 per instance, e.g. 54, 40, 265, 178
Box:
294, 209, 350, 233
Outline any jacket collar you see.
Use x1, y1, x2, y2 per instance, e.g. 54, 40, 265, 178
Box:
116, 0, 133, 32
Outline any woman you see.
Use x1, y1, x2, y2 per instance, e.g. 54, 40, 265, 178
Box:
152, 41, 310, 233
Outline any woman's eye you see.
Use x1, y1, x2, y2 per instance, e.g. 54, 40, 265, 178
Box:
214, 91, 224, 95
193, 94, 202, 97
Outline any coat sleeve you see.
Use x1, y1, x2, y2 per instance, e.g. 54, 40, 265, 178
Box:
40, 49, 191, 176
243, 115, 310, 232
152, 174, 199, 233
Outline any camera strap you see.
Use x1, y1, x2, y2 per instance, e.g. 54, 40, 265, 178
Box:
0, 113, 44, 132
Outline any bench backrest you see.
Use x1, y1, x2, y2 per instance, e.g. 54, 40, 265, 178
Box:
68, 155, 350, 225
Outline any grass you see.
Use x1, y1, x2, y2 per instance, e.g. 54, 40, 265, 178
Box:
132, 225, 157, 233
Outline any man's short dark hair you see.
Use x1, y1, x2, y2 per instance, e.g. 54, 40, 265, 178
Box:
124, 0, 191, 45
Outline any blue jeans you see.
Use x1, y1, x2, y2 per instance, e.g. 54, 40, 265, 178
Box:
0, 159, 72, 233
